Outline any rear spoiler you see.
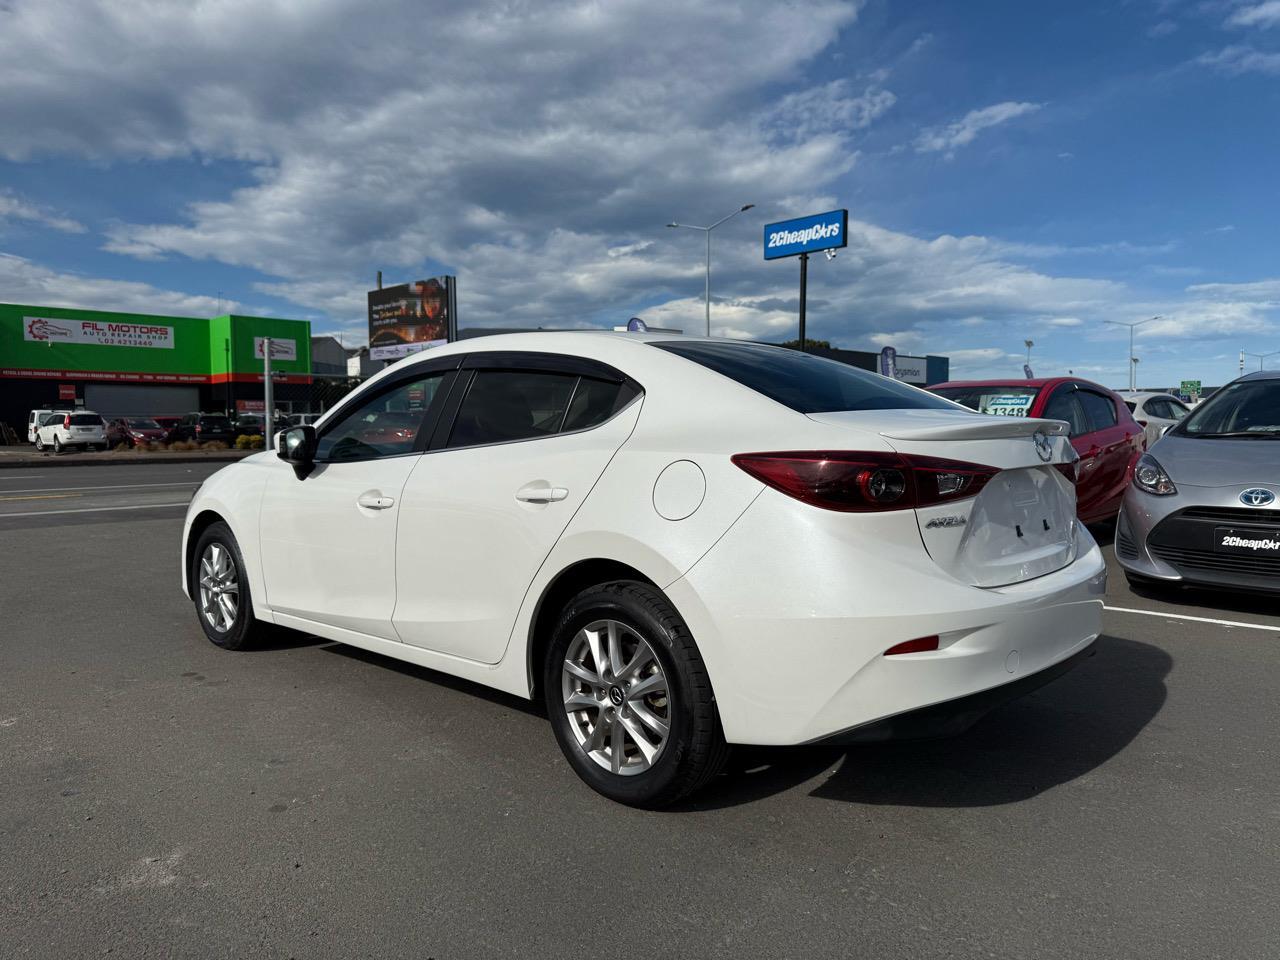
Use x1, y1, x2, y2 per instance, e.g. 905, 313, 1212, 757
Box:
878, 417, 1070, 442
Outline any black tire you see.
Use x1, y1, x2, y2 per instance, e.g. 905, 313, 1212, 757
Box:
34, 435, 44, 452
543, 580, 729, 808
191, 521, 265, 651
52, 436, 62, 454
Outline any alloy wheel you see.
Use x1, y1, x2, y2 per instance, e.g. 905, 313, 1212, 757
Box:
198, 543, 240, 633
561, 619, 670, 776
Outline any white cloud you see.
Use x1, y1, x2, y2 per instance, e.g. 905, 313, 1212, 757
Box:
914, 101, 1042, 156
0, 252, 234, 316
1046, 317, 1083, 327
0, 191, 86, 234
1226, 1, 1280, 28
1197, 45, 1280, 74
1147, 19, 1179, 37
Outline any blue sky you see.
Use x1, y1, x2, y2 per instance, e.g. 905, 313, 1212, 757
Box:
1, 0, 1278, 388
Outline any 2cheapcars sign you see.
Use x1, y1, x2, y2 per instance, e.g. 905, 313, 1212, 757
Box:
24, 316, 174, 349
763, 209, 848, 260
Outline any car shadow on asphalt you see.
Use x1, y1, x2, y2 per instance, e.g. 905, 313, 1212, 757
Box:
684, 634, 1171, 811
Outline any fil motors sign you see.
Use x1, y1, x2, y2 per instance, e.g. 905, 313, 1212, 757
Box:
24, 316, 174, 349
763, 209, 849, 260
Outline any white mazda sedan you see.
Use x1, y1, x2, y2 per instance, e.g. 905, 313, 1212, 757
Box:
182, 333, 1105, 806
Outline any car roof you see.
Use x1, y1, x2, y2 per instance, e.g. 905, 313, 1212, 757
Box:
1239, 369, 1280, 381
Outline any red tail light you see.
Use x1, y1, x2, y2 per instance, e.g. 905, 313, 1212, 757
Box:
731, 451, 998, 512
63, 414, 71, 429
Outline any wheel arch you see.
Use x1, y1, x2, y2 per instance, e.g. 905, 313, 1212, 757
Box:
185, 509, 229, 590
527, 558, 662, 703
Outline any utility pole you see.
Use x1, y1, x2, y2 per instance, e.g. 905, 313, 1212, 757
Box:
262, 337, 274, 434
798, 253, 809, 352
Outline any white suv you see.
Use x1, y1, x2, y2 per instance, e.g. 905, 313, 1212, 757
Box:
34, 411, 108, 453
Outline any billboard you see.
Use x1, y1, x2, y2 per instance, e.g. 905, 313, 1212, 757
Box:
763, 209, 848, 260
368, 277, 455, 361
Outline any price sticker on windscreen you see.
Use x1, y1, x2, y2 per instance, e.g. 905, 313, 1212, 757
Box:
981, 395, 1034, 417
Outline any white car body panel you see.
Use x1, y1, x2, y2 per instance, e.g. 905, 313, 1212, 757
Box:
393, 400, 643, 662
260, 454, 418, 640
182, 331, 1104, 746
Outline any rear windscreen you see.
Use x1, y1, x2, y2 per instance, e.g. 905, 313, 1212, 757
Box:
199, 417, 231, 428
69, 414, 103, 426
651, 341, 953, 414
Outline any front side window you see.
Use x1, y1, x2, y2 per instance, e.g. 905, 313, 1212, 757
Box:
1042, 388, 1087, 437
653, 341, 952, 414
1077, 391, 1117, 431
449, 370, 578, 448
315, 373, 446, 461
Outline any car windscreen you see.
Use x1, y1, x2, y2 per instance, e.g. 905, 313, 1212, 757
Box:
1176, 379, 1280, 438
932, 385, 1041, 417
69, 414, 102, 426
128, 418, 161, 429
651, 341, 953, 414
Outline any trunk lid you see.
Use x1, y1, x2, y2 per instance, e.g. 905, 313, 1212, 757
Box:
806, 409, 1080, 587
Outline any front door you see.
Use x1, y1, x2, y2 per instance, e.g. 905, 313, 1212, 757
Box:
258, 370, 451, 639
393, 362, 641, 663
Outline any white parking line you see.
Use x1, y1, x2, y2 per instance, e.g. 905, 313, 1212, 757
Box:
0, 481, 198, 495
0, 502, 190, 518
1103, 605, 1280, 633
0, 474, 45, 479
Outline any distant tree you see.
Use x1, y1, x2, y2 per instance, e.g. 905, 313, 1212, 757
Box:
778, 339, 832, 351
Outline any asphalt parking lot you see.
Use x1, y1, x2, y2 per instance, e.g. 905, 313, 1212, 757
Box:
1, 461, 1277, 959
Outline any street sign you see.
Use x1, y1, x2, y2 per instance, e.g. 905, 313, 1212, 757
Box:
1180, 379, 1201, 398
763, 209, 848, 260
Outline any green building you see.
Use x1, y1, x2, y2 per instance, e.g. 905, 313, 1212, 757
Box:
0, 303, 312, 431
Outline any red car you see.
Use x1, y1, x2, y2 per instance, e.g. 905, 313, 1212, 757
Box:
107, 417, 170, 448
930, 377, 1146, 523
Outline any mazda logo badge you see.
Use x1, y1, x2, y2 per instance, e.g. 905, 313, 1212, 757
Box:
1033, 431, 1053, 463
1240, 488, 1276, 507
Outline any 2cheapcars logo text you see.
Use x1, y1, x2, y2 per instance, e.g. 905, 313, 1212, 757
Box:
1221, 534, 1280, 551
766, 222, 842, 248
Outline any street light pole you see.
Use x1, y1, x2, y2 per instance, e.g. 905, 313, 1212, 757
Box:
262, 337, 274, 432
1243, 349, 1280, 371
667, 203, 755, 337
1103, 316, 1160, 391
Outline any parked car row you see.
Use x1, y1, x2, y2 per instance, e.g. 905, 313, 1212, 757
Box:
26, 408, 326, 451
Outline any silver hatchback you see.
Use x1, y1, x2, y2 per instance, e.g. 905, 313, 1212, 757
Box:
1117, 370, 1280, 594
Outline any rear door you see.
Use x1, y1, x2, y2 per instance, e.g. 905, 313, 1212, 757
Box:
392, 353, 642, 663
1075, 388, 1133, 517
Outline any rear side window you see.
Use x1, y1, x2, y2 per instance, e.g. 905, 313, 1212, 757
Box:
562, 378, 639, 432
1078, 391, 1117, 431
449, 371, 578, 448
69, 414, 102, 426
652, 341, 951, 414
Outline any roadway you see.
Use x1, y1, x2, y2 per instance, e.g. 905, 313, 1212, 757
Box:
0, 460, 1276, 959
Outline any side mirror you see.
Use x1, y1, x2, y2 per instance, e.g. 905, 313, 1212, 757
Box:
277, 425, 316, 465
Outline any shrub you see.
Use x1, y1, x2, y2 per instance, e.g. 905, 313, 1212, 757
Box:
200, 440, 229, 451
168, 440, 199, 451
234, 434, 265, 450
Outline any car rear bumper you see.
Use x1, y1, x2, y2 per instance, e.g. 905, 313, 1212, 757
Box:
667, 489, 1106, 746
812, 641, 1096, 744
